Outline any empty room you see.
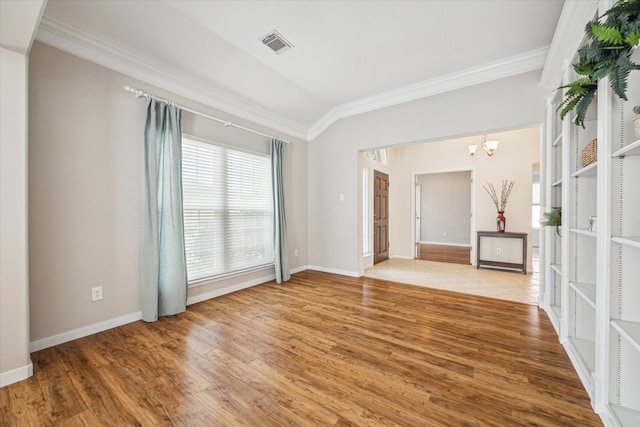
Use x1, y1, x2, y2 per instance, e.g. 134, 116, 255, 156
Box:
2, 1, 639, 426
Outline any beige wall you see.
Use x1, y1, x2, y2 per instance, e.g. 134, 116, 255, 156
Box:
0, 47, 32, 385
309, 71, 546, 275
389, 128, 540, 270
28, 42, 308, 343
417, 171, 471, 245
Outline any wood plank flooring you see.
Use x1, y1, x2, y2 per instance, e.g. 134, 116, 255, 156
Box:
418, 244, 471, 265
0, 270, 602, 426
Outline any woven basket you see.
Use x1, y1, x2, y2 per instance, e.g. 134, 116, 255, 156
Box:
581, 139, 597, 167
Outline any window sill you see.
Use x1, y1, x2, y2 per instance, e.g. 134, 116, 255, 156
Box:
188, 263, 275, 288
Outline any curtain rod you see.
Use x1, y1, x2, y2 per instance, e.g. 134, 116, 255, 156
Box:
123, 86, 289, 144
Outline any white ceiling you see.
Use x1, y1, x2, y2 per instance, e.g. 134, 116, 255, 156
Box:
37, 0, 564, 139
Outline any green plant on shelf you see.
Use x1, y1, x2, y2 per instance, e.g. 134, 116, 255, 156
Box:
558, 0, 640, 128
541, 207, 562, 236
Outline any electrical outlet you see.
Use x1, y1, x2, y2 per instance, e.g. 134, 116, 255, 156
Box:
294, 249, 299, 257
496, 248, 502, 255
91, 286, 103, 302
443, 231, 448, 237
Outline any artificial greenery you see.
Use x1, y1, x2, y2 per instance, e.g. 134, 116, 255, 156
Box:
541, 207, 562, 236
558, 0, 640, 127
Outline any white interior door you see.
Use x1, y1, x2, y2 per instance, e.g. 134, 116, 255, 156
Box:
415, 184, 421, 257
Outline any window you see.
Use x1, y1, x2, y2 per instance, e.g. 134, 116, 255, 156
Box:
182, 137, 274, 282
363, 149, 387, 165
363, 168, 372, 255
532, 178, 540, 229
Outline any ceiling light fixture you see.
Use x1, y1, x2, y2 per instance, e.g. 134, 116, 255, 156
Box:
480, 135, 500, 156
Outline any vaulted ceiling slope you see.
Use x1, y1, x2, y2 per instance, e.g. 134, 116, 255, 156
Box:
37, 0, 564, 140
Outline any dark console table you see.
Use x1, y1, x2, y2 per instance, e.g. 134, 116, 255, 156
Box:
476, 231, 527, 274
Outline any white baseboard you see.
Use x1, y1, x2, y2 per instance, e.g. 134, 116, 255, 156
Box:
307, 265, 360, 277
0, 362, 33, 387
390, 254, 414, 260
290, 265, 309, 274
30, 311, 143, 353
28, 265, 312, 353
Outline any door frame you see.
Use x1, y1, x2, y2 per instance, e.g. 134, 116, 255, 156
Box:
411, 167, 476, 264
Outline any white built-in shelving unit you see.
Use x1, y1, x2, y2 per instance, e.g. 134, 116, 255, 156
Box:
606, 42, 640, 425
543, 89, 565, 332
541, 2, 640, 425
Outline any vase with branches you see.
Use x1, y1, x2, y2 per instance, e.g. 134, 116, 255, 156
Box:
483, 180, 515, 232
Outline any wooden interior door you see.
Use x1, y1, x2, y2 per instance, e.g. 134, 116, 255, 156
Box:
373, 170, 389, 264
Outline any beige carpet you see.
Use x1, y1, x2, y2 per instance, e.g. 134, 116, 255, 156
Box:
364, 256, 539, 305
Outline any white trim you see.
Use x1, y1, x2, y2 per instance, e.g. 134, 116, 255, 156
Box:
0, 363, 33, 387
35, 16, 307, 140
411, 168, 475, 261
308, 265, 360, 277
30, 311, 143, 352
28, 265, 308, 353
290, 265, 309, 275
308, 47, 549, 140
389, 254, 414, 260
418, 241, 471, 248
34, 15, 554, 143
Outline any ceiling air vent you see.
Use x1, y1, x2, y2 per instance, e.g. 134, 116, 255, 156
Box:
261, 30, 293, 55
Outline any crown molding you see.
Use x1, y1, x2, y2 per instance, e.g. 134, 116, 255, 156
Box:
307, 47, 549, 141
35, 16, 308, 140
539, 0, 598, 92
35, 15, 556, 143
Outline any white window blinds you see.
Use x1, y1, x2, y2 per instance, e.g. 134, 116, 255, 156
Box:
182, 137, 274, 282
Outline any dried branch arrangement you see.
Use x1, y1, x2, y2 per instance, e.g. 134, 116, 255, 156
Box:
483, 180, 515, 212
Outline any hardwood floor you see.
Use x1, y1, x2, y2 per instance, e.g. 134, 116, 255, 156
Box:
1, 271, 601, 426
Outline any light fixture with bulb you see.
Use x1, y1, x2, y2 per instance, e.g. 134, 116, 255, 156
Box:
470, 135, 500, 157
483, 139, 500, 156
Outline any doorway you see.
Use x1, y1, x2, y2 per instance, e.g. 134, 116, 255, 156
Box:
373, 170, 389, 264
414, 170, 472, 264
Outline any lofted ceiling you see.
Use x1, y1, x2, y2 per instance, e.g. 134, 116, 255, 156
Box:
36, 0, 565, 140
